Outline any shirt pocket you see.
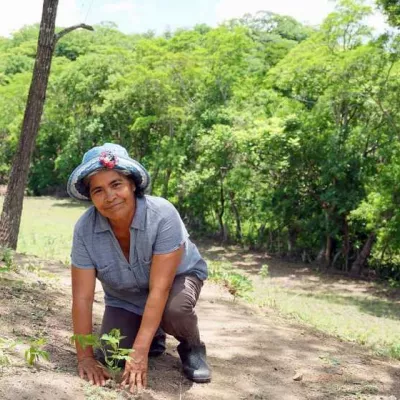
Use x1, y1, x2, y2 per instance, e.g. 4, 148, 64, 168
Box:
96, 263, 140, 293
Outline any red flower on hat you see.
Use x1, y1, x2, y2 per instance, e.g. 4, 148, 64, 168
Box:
99, 151, 118, 169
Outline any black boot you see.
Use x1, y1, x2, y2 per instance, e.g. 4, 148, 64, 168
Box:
177, 341, 211, 383
149, 332, 166, 357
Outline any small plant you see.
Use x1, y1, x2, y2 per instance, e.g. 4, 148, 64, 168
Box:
25, 338, 50, 366
26, 262, 42, 274
0, 247, 15, 272
209, 261, 253, 300
259, 264, 269, 279
0, 337, 17, 369
71, 329, 132, 381
224, 272, 253, 299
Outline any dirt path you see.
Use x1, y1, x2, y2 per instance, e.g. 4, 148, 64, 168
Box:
0, 254, 399, 400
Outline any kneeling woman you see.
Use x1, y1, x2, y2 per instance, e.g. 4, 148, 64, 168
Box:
68, 143, 211, 392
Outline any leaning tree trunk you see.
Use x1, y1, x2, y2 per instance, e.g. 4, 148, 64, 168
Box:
350, 232, 376, 277
0, 0, 92, 249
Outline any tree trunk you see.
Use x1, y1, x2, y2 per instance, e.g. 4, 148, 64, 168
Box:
228, 190, 242, 241
256, 223, 266, 249
0, 0, 58, 249
149, 166, 159, 195
350, 232, 376, 277
316, 246, 325, 263
0, 1, 93, 249
218, 168, 227, 241
325, 234, 333, 267
288, 226, 298, 257
342, 215, 350, 271
162, 168, 172, 198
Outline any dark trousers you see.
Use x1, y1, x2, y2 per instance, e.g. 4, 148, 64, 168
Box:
97, 274, 203, 357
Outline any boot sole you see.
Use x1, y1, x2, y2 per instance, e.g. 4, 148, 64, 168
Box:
191, 377, 211, 383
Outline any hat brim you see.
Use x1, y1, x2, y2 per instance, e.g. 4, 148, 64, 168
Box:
67, 156, 150, 201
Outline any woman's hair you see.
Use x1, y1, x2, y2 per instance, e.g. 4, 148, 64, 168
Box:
83, 168, 145, 199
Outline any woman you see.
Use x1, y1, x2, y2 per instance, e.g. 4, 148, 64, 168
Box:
68, 143, 211, 393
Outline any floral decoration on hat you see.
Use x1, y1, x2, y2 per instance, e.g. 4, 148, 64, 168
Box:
67, 143, 150, 201
99, 151, 118, 169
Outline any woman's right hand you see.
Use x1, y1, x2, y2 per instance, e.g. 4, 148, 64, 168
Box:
78, 357, 110, 386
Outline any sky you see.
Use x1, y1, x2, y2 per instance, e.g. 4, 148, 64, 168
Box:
0, 0, 389, 38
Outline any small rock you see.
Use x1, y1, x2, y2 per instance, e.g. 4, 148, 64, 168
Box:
293, 372, 303, 381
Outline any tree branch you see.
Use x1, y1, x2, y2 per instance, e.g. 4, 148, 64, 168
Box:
54, 23, 94, 43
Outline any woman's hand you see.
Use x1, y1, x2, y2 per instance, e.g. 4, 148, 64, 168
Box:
121, 348, 149, 393
78, 357, 109, 386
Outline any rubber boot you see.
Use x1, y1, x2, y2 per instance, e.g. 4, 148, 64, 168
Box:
177, 341, 211, 383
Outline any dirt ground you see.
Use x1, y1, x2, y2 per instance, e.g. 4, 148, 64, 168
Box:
0, 251, 400, 400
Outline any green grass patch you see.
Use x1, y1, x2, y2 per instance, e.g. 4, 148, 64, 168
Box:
252, 282, 400, 359
0, 197, 88, 262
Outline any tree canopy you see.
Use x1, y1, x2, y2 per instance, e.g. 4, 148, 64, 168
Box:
377, 0, 400, 26
1, 0, 400, 277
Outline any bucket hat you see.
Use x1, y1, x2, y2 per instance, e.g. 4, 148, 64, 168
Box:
67, 143, 150, 201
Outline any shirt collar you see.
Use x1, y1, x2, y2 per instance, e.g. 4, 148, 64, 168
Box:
93, 196, 146, 233
131, 196, 146, 231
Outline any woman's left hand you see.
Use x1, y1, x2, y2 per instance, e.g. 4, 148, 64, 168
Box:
121, 348, 149, 393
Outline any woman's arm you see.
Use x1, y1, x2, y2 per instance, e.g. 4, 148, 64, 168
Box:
71, 266, 108, 386
121, 246, 183, 392
71, 266, 96, 358
135, 246, 183, 350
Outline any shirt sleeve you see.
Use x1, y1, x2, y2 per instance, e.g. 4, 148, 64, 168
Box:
153, 201, 189, 255
70, 225, 95, 269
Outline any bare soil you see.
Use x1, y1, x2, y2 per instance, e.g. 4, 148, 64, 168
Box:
0, 251, 399, 400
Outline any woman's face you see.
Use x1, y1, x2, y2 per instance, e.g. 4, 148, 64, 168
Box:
88, 170, 135, 221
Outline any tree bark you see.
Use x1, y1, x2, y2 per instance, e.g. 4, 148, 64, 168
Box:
228, 190, 242, 241
287, 226, 298, 257
162, 168, 172, 199
325, 234, 333, 267
0, 0, 93, 249
342, 215, 350, 271
218, 168, 227, 241
350, 232, 376, 277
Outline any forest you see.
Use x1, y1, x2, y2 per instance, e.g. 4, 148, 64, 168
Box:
0, 0, 400, 277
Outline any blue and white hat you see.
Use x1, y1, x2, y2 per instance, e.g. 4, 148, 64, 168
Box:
67, 143, 150, 201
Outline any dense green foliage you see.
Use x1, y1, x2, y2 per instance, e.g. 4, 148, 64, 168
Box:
377, 0, 400, 26
0, 1, 400, 275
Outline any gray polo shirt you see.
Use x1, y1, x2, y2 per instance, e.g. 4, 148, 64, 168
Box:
71, 195, 208, 315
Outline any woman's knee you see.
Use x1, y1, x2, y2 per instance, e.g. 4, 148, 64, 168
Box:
163, 294, 194, 321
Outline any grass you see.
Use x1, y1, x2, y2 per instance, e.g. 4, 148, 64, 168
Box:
0, 197, 88, 262
208, 261, 253, 300
255, 285, 400, 359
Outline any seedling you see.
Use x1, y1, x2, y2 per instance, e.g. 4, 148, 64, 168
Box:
259, 264, 269, 279
71, 329, 132, 381
0, 247, 15, 272
25, 338, 50, 366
